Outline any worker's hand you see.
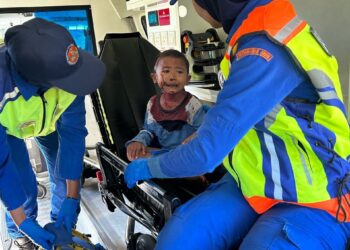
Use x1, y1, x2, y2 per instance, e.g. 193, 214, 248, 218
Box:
127, 142, 147, 161
19, 218, 55, 250
55, 197, 79, 235
124, 158, 153, 188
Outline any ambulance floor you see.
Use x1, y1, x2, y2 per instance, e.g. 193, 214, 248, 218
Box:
0, 174, 148, 250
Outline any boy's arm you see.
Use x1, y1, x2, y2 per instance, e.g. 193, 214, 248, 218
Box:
126, 129, 154, 147
182, 133, 197, 144
125, 99, 155, 147
187, 96, 210, 130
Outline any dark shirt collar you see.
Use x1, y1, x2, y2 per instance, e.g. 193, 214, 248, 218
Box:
9, 60, 39, 101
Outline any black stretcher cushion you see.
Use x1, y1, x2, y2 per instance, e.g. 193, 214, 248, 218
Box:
98, 33, 160, 159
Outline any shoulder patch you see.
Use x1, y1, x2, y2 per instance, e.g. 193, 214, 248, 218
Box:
236, 48, 273, 62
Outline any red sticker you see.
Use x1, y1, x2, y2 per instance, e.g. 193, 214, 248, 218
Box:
158, 8, 170, 26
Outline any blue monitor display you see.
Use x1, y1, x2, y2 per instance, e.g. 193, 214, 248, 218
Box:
0, 6, 97, 55
148, 10, 159, 27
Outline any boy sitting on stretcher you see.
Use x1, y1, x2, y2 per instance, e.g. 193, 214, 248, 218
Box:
126, 49, 209, 184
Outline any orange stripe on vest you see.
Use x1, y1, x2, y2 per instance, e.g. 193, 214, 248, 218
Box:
228, 0, 305, 48
245, 194, 350, 222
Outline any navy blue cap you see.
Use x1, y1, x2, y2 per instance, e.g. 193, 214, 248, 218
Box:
169, 0, 178, 5
5, 18, 106, 96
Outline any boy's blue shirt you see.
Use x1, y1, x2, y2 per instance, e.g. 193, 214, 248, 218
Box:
146, 0, 317, 178
0, 48, 87, 210
126, 94, 208, 150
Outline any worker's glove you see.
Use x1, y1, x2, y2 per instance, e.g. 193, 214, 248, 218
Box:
55, 197, 79, 235
124, 158, 153, 188
19, 218, 55, 250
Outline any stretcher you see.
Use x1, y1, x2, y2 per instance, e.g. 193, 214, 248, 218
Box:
88, 33, 225, 249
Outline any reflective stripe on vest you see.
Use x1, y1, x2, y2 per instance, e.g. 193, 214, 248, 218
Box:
221, 0, 350, 221
0, 88, 76, 139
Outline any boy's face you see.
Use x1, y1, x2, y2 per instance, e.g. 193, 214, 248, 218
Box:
153, 57, 191, 95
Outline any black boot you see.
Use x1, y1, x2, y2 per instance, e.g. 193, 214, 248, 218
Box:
13, 237, 38, 250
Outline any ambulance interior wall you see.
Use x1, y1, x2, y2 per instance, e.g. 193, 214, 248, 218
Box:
177, 0, 350, 114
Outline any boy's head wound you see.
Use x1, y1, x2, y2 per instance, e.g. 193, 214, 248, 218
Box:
154, 49, 189, 73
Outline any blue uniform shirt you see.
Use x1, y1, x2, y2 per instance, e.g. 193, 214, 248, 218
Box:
147, 0, 317, 178
0, 48, 87, 210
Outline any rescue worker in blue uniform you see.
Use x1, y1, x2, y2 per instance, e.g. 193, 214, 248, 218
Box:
124, 0, 350, 249
0, 18, 105, 249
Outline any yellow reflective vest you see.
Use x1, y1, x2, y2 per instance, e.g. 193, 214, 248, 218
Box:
0, 87, 76, 139
220, 0, 350, 221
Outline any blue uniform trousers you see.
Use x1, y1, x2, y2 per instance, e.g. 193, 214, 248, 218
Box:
6, 131, 66, 239
156, 173, 350, 249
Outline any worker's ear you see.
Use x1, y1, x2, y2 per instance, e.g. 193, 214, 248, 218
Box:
150, 72, 157, 84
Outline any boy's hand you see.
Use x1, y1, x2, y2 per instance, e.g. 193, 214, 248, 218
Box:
127, 142, 147, 161
182, 133, 197, 144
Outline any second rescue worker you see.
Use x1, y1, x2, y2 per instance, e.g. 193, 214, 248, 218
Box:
0, 18, 106, 249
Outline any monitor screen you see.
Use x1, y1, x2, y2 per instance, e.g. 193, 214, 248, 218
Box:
0, 6, 97, 55
148, 10, 159, 27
